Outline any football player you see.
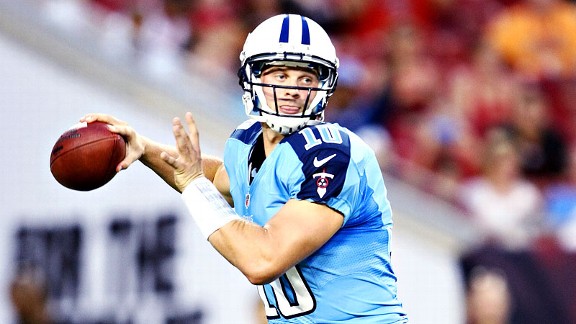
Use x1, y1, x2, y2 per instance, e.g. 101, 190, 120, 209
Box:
83, 14, 408, 323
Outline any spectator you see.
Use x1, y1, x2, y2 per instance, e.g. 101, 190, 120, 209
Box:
9, 268, 51, 324
325, 56, 380, 131
464, 266, 511, 324
409, 95, 483, 200
543, 145, 576, 251
385, 21, 441, 123
185, 2, 248, 79
88, 0, 194, 77
484, 0, 576, 81
540, 78, 576, 144
136, 0, 194, 77
460, 243, 573, 324
411, 0, 504, 68
447, 41, 519, 138
502, 83, 569, 186
457, 129, 543, 250
237, 0, 284, 30
324, 56, 394, 169
378, 22, 442, 176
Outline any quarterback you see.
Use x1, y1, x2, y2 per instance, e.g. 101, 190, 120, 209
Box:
83, 14, 408, 323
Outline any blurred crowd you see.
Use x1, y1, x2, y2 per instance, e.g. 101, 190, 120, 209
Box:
82, 0, 576, 234
18, 0, 576, 323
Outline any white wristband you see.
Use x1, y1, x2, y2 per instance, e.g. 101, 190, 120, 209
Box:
181, 177, 241, 240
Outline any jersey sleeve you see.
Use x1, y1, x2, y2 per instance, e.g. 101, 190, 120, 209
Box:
282, 124, 357, 220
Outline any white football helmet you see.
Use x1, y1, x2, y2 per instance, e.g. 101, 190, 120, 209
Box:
238, 14, 339, 135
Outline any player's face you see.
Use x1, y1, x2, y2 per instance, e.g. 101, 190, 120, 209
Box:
260, 67, 319, 115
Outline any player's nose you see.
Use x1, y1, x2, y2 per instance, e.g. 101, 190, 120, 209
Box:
280, 84, 301, 98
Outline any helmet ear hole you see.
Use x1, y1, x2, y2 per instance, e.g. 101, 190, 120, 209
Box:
317, 66, 331, 81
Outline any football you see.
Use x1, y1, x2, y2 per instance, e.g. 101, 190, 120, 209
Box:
50, 121, 126, 191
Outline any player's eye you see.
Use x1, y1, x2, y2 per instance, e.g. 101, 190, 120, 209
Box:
299, 75, 318, 87
274, 73, 287, 81
300, 77, 313, 84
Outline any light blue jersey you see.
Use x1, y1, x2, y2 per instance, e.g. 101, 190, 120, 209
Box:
223, 120, 407, 323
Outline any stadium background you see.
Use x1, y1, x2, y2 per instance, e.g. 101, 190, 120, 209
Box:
3, 0, 574, 323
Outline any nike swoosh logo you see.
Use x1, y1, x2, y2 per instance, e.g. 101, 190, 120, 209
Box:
313, 153, 337, 168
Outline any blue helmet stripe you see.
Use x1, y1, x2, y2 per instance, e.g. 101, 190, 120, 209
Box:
301, 16, 310, 45
279, 15, 290, 43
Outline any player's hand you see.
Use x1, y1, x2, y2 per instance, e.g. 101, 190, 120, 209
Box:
161, 112, 204, 191
80, 113, 145, 172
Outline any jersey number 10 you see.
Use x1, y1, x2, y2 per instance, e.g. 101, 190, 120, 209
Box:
300, 125, 343, 150
257, 266, 316, 319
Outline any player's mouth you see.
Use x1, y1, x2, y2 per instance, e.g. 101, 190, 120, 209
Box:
278, 105, 301, 115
